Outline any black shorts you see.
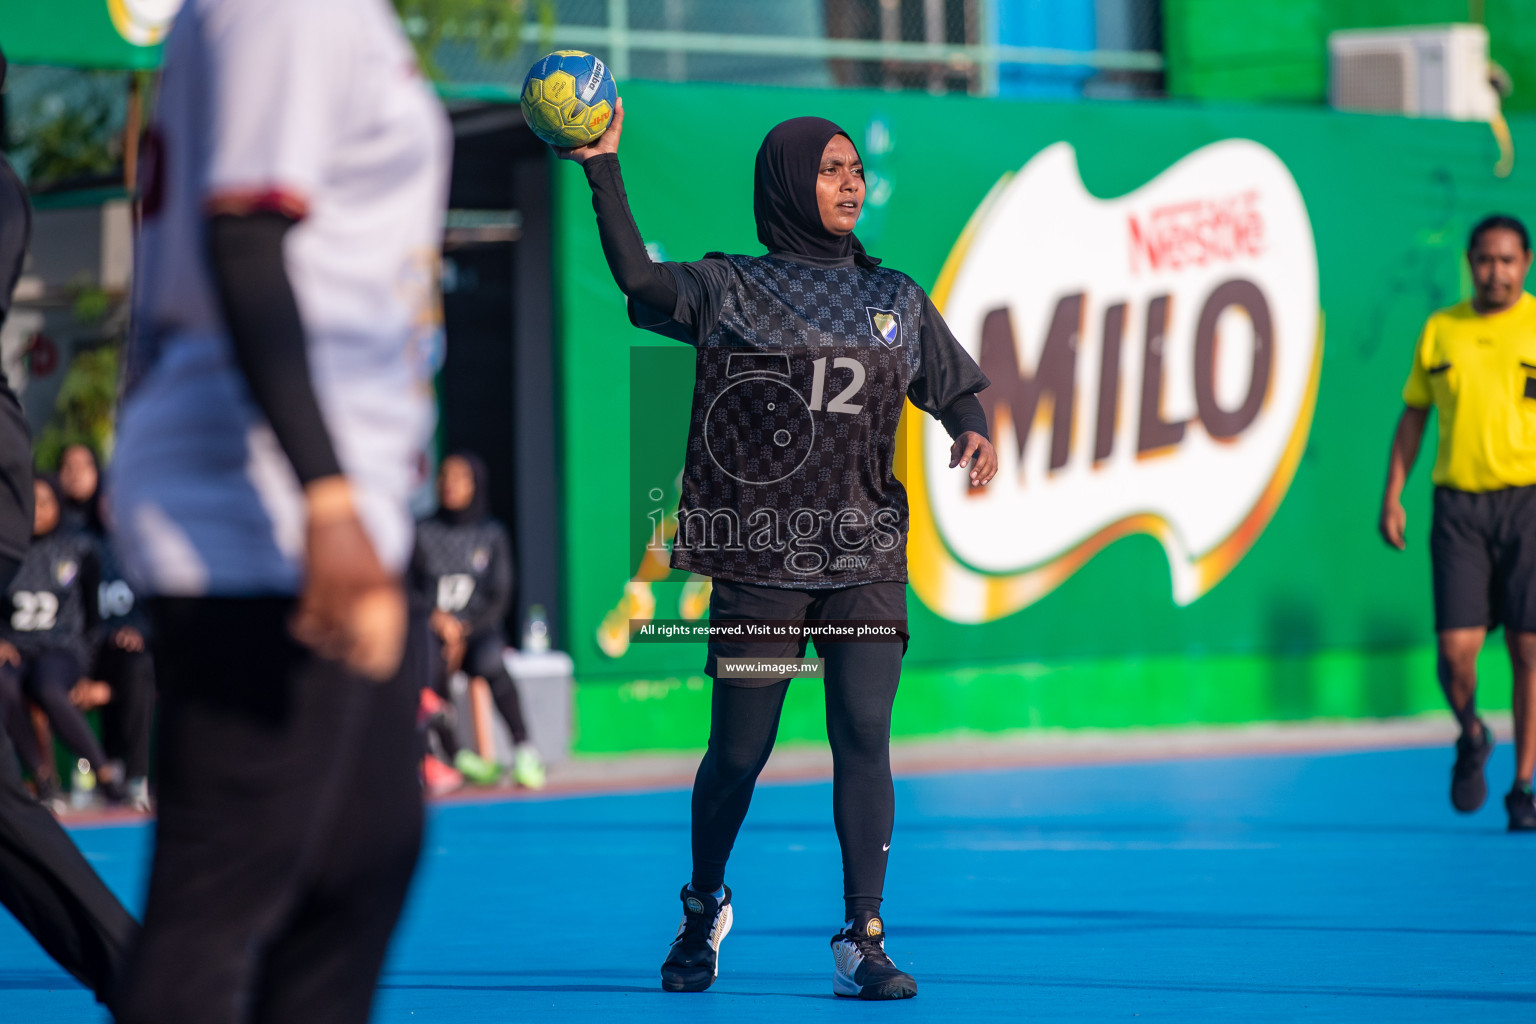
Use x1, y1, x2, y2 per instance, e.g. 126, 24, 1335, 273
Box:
1430, 484, 1536, 633
704, 578, 907, 684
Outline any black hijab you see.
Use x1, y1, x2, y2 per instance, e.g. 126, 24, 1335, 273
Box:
59, 445, 104, 536
34, 474, 62, 539
753, 116, 880, 268
436, 452, 491, 527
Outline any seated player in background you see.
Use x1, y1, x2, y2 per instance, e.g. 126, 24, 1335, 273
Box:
410, 453, 545, 789
0, 475, 123, 806
57, 443, 153, 811
1380, 213, 1536, 831
57, 443, 104, 534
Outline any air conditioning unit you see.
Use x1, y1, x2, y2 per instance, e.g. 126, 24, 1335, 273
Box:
1329, 24, 1499, 121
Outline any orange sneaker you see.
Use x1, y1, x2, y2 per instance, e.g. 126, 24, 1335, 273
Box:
421, 755, 464, 797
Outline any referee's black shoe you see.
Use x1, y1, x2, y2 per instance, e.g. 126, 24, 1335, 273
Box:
1451, 719, 1495, 813
660, 884, 732, 992
831, 914, 917, 1000
1505, 783, 1536, 832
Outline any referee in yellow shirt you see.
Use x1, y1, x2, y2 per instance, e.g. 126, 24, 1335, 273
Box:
1380, 214, 1536, 832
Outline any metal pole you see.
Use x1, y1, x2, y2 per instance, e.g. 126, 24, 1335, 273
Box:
925, 0, 947, 91
880, 0, 901, 89
978, 0, 999, 96
664, 0, 684, 82
607, 0, 631, 80
482, 22, 1164, 76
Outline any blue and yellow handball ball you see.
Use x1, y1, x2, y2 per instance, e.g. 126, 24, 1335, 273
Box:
520, 50, 618, 148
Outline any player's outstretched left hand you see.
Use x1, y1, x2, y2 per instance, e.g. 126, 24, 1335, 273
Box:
292, 477, 407, 682
555, 96, 624, 165
950, 431, 997, 487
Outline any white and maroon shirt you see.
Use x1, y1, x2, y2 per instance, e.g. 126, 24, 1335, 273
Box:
113, 0, 451, 595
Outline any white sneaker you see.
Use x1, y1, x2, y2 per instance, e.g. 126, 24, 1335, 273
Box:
831, 915, 917, 1000
661, 884, 732, 992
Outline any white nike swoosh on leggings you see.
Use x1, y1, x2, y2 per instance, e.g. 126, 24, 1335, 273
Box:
882, 843, 890, 851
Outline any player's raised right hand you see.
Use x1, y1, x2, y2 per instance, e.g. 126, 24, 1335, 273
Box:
292, 477, 407, 682
556, 96, 624, 164
1379, 499, 1408, 551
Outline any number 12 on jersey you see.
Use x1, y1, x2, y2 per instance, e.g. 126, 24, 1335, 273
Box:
808, 357, 866, 415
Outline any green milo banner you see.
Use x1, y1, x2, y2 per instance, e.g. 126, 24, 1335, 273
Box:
0, 0, 174, 68
557, 80, 1536, 753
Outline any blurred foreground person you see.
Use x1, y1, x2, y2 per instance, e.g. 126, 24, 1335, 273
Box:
110, 0, 450, 1020
410, 453, 545, 789
0, 43, 138, 1012
1380, 214, 1536, 831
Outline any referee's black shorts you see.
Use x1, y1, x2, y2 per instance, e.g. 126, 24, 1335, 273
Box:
1430, 484, 1536, 633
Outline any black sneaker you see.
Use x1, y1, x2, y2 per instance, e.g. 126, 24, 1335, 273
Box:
660, 884, 732, 992
831, 914, 917, 1000
1451, 719, 1494, 813
1505, 784, 1536, 832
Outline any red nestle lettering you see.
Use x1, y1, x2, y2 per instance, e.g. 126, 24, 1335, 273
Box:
1129, 192, 1265, 275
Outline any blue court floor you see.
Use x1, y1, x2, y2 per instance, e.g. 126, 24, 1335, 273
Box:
3, 742, 1534, 1022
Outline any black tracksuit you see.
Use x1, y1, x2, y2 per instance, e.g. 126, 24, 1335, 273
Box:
410, 495, 529, 747
0, 521, 111, 775
91, 532, 155, 781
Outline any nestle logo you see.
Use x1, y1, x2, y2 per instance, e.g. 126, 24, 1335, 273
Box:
1128, 192, 1264, 275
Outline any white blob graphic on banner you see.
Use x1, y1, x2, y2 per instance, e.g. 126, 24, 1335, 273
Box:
908, 141, 1321, 623
109, 0, 184, 46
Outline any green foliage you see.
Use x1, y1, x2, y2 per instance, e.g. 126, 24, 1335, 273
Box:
3, 67, 128, 187
392, 0, 556, 79
12, 91, 122, 187
34, 345, 120, 472
72, 284, 112, 326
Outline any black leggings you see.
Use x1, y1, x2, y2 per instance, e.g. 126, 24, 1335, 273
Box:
691, 641, 902, 921
428, 628, 528, 750
0, 648, 108, 775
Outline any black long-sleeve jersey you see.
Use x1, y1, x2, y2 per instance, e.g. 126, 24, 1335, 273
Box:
95, 537, 147, 637
3, 527, 101, 664
581, 153, 989, 588
635, 253, 989, 588
409, 517, 513, 635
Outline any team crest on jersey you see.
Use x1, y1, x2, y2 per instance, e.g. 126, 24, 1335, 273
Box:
472, 547, 490, 573
55, 559, 78, 587
866, 308, 902, 348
